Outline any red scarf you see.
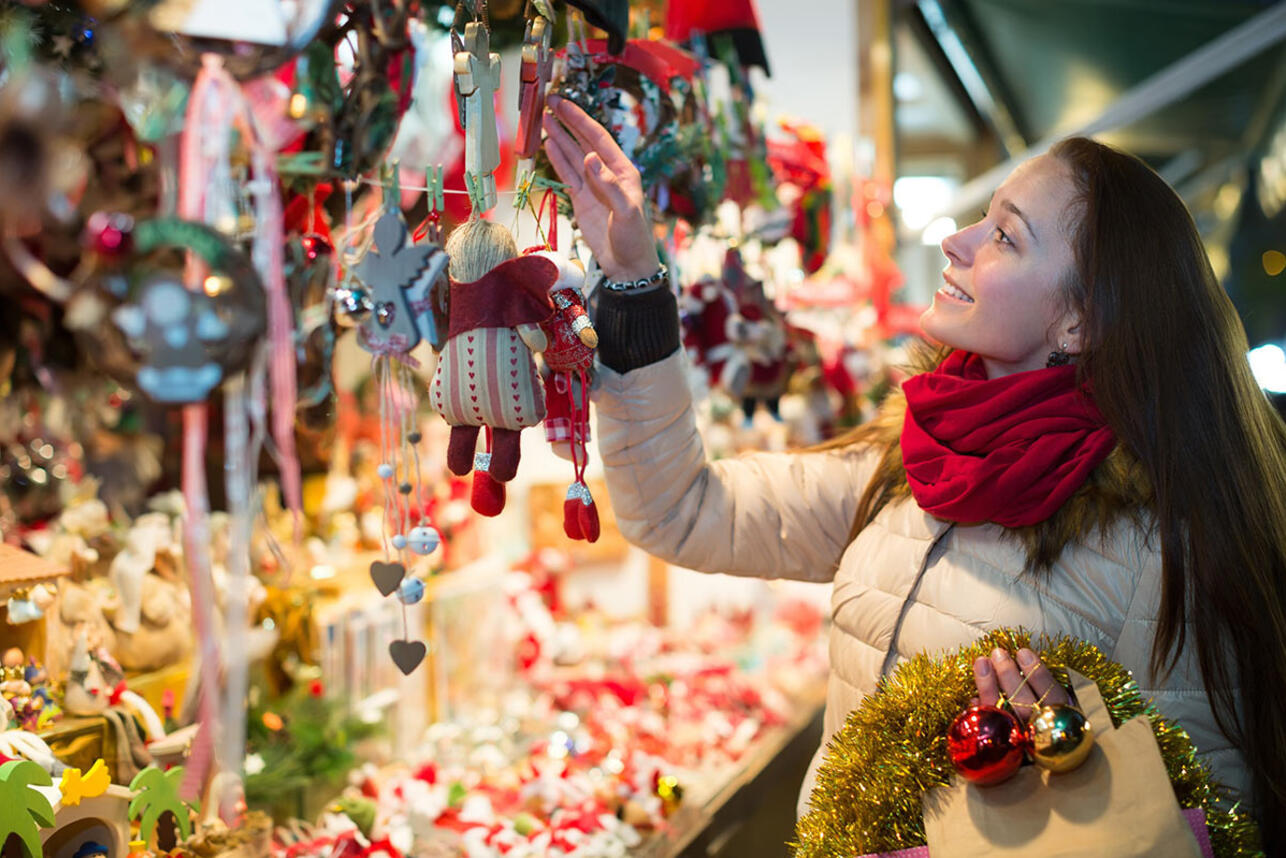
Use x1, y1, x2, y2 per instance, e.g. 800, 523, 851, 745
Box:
900, 351, 1116, 527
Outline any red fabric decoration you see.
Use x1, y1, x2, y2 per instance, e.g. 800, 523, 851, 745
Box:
666, 0, 763, 39
665, 0, 769, 73
900, 351, 1116, 527
568, 39, 702, 92
446, 255, 557, 339
282, 182, 333, 241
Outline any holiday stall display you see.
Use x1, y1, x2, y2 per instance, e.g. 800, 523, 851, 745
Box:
0, 1, 1002, 856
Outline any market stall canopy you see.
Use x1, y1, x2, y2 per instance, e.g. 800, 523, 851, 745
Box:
897, 0, 1286, 343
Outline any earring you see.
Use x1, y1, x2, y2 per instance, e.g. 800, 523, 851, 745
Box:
1046, 343, 1072, 368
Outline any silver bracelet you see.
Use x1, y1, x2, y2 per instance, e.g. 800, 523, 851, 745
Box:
599, 263, 669, 292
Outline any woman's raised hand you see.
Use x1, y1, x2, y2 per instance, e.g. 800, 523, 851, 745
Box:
972, 647, 1071, 720
541, 96, 661, 282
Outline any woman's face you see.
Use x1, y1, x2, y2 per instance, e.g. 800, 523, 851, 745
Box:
920, 154, 1082, 377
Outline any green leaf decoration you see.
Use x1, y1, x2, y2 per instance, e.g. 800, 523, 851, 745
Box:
0, 760, 56, 858
129, 766, 199, 846
241, 679, 381, 814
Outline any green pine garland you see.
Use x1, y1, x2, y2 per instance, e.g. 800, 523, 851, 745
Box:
243, 680, 382, 816
792, 628, 1262, 857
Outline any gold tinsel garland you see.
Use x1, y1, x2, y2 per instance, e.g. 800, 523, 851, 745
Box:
791, 628, 1262, 857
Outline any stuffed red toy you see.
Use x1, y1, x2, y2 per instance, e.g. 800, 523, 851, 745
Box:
538, 264, 601, 543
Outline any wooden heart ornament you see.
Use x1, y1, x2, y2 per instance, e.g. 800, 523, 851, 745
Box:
389, 639, 427, 675
370, 560, 406, 597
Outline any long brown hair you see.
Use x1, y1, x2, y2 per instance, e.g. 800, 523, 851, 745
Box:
1051, 137, 1286, 847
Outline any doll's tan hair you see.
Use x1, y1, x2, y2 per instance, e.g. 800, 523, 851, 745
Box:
445, 217, 518, 282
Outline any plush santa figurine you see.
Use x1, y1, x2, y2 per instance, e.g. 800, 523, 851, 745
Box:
679, 274, 751, 398
537, 259, 601, 542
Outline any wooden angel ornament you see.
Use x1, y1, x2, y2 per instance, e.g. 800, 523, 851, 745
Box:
347, 198, 448, 676
453, 22, 502, 212
352, 206, 449, 356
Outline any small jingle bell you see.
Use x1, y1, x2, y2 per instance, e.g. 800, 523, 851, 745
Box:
332, 283, 372, 328
397, 576, 426, 605
391, 534, 408, 551
947, 704, 1028, 786
407, 525, 440, 556
1030, 704, 1094, 773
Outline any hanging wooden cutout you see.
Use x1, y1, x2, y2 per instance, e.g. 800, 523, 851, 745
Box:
453, 22, 502, 212
112, 276, 230, 404
369, 560, 407, 597
354, 208, 447, 357
388, 639, 427, 675
516, 13, 554, 159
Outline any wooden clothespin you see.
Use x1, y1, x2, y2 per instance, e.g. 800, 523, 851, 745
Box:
454, 21, 502, 212
380, 160, 400, 212
425, 165, 445, 213
532, 174, 571, 211
513, 169, 536, 212
465, 172, 490, 214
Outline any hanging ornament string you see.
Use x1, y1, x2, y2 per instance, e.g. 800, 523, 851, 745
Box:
217, 344, 268, 821
174, 52, 300, 818
350, 178, 446, 676
530, 186, 559, 252
245, 126, 303, 548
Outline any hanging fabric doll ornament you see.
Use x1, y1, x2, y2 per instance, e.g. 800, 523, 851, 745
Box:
349, 175, 449, 676
526, 193, 601, 542
430, 219, 557, 516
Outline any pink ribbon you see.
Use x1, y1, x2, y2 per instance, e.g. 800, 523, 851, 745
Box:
176, 54, 232, 807
174, 51, 303, 811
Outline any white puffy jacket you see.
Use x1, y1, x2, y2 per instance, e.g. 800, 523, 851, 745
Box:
593, 351, 1246, 816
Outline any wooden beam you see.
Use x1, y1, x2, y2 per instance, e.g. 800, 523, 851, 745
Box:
858, 0, 897, 186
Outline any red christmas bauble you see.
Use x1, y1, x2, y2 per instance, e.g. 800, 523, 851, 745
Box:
83, 211, 135, 260
946, 704, 1028, 786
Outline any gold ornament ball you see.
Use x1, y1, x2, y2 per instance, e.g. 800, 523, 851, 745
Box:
1030, 704, 1095, 772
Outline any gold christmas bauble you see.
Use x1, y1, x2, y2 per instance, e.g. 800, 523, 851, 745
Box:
1030, 703, 1095, 772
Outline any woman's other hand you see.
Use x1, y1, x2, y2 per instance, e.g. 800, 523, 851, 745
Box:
972, 647, 1071, 720
542, 96, 661, 282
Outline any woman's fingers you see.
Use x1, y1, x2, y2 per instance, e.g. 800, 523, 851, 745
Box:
990, 648, 1037, 713
542, 113, 587, 195
973, 656, 1000, 707
549, 95, 635, 175
583, 152, 633, 214
1015, 648, 1070, 708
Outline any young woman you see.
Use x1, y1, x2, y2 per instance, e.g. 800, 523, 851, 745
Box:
542, 97, 1286, 850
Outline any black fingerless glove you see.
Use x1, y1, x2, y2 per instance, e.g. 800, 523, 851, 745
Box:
591, 285, 682, 374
